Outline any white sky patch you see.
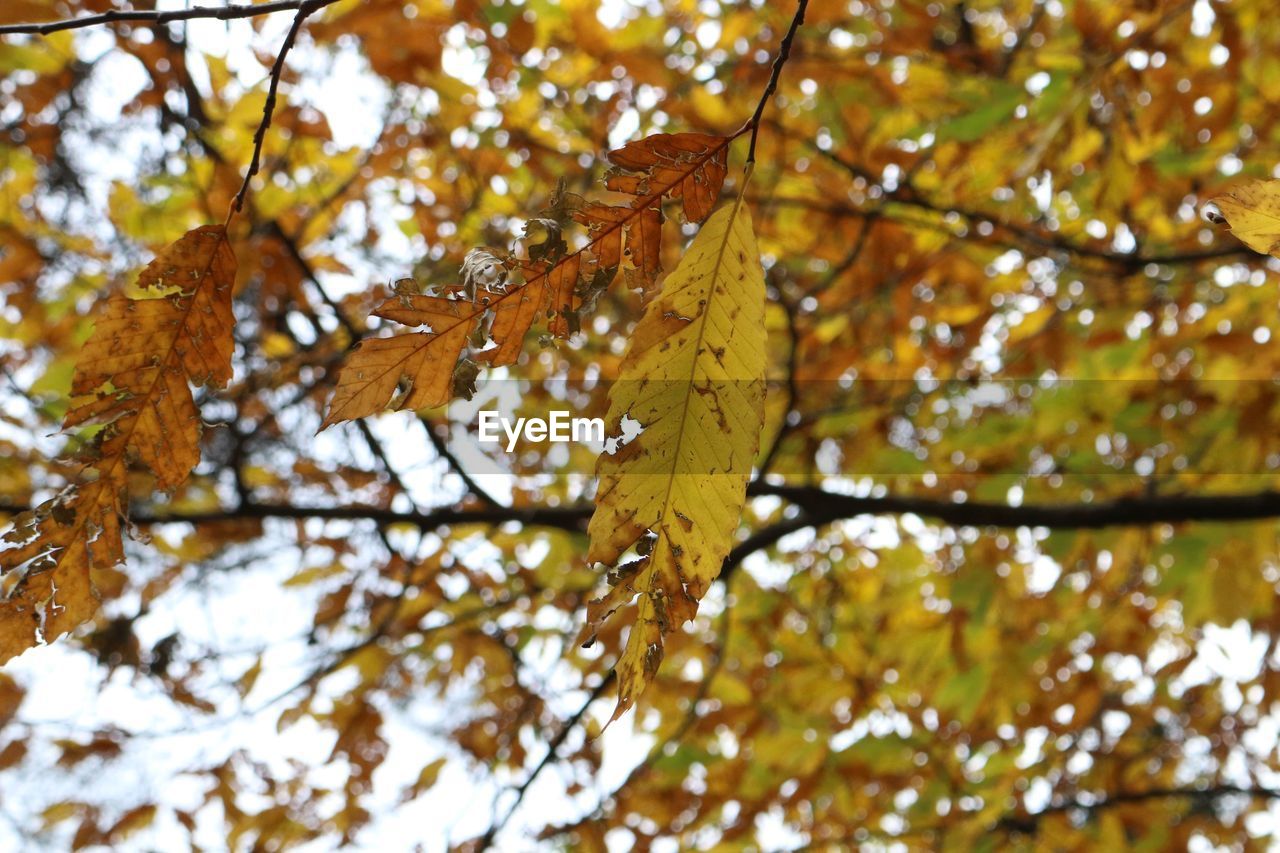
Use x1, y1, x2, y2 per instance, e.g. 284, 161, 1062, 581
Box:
296, 45, 391, 150
609, 107, 641, 151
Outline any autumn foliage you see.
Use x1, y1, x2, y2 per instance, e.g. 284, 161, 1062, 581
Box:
5, 0, 1280, 849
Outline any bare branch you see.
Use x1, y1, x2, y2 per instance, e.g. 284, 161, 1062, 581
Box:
227, 0, 331, 220
471, 677, 614, 851
8, 484, 1280, 539
0, 0, 338, 37
997, 784, 1280, 835
743, 0, 809, 166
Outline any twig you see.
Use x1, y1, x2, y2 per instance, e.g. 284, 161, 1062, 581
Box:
556, 581, 737, 840
226, 0, 329, 222
472, 676, 613, 851
0, 0, 336, 37
420, 415, 504, 509
742, 0, 810, 166
774, 127, 1254, 271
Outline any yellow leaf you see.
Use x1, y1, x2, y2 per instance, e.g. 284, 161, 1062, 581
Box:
1210, 179, 1280, 257
402, 757, 448, 802
585, 197, 767, 722
108, 804, 157, 842
261, 331, 296, 359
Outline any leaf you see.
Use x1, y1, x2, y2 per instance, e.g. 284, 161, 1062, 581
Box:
400, 757, 448, 803
320, 293, 484, 428
1209, 179, 1280, 257
65, 225, 236, 490
584, 132, 731, 297
583, 197, 767, 722
324, 133, 732, 425
934, 83, 1024, 143
0, 482, 121, 666
0, 225, 236, 663
606, 132, 730, 224
107, 804, 157, 842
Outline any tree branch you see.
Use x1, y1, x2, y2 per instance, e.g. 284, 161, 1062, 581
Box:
774, 129, 1255, 271
997, 784, 1280, 834
743, 0, 809, 165
227, 0, 329, 220
0, 0, 339, 37
471, 676, 614, 852
8, 484, 1280, 539
419, 415, 504, 509
753, 483, 1280, 529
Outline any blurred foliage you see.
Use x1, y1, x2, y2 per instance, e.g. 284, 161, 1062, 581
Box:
2, 0, 1280, 849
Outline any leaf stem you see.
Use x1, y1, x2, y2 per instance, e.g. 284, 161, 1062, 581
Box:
743, 0, 810, 167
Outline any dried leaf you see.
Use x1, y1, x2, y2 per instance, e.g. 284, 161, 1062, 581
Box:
321, 294, 482, 427
65, 225, 236, 490
0, 225, 236, 662
324, 133, 732, 424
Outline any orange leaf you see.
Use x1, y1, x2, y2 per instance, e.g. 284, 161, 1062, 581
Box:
327, 133, 733, 417
0, 225, 236, 662
321, 294, 483, 427
65, 224, 236, 491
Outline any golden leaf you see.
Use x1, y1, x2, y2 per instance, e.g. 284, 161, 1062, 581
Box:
321, 294, 483, 428
1209, 179, 1280, 257
584, 196, 767, 722
65, 225, 236, 490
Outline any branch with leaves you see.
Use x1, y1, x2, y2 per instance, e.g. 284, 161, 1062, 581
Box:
7, 0, 1280, 847
0, 0, 334, 662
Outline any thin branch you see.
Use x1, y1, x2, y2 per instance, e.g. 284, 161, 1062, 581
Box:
420, 415, 504, 509
472, 676, 614, 852
130, 501, 590, 533
777, 132, 1255, 271
718, 512, 817, 583
743, 0, 810, 165
227, 0, 329, 220
565, 576, 739, 839
0, 0, 337, 37
997, 784, 1280, 834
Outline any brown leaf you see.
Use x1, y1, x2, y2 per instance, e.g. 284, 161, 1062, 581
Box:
321, 294, 484, 426
0, 225, 236, 662
325, 134, 732, 420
